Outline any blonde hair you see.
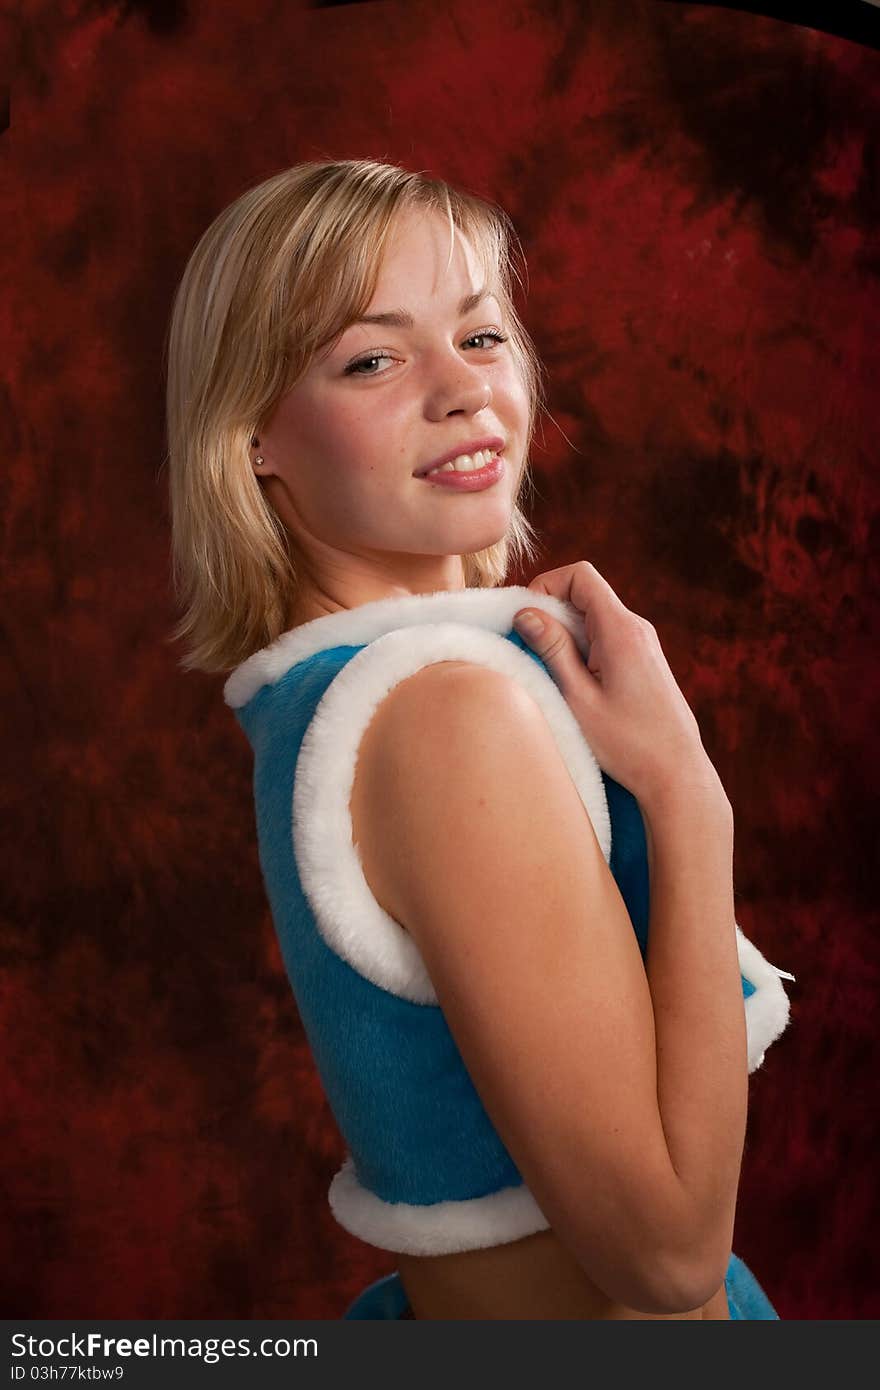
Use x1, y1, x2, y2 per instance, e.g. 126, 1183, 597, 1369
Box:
163, 158, 546, 674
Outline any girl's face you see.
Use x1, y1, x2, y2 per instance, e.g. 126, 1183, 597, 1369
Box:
253, 206, 531, 617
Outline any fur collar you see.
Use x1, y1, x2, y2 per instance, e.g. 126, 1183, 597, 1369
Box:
223, 584, 588, 709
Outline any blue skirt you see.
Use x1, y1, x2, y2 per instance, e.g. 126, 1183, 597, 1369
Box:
343, 1251, 779, 1320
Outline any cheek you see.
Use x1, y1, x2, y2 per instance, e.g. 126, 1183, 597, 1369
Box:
281, 395, 371, 470
321, 389, 385, 443
499, 366, 530, 426
332, 399, 415, 472
307, 408, 399, 492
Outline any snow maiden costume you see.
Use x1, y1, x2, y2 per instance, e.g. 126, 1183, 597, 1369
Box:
223, 585, 794, 1320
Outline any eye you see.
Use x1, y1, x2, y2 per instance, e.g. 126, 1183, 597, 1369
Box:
463, 330, 509, 350
343, 351, 396, 377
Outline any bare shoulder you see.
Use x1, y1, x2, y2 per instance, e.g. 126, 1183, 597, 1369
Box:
367, 658, 528, 731
348, 659, 543, 928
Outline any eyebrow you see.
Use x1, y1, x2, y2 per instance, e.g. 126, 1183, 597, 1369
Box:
350, 288, 492, 329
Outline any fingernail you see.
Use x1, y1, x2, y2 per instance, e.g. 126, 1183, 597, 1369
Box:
514, 611, 544, 638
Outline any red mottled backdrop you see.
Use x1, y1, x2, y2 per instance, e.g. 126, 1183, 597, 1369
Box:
3, 0, 878, 1319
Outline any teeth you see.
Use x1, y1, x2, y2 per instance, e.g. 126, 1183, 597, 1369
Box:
425, 448, 496, 477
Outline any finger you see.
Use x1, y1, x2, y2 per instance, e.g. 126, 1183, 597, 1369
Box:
528, 561, 626, 645
529, 560, 625, 610
513, 606, 598, 704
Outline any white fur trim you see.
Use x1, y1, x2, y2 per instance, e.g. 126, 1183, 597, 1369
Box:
328, 1155, 550, 1255
223, 585, 591, 709
737, 925, 794, 1072
292, 622, 611, 1003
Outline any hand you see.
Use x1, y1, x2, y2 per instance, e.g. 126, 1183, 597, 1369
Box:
514, 561, 723, 809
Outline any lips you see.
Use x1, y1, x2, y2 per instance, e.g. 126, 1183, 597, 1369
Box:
413, 436, 506, 477
417, 453, 505, 491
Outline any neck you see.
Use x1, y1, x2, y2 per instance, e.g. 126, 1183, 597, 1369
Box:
287, 571, 469, 630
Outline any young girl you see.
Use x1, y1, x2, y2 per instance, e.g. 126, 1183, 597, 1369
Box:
165, 158, 793, 1320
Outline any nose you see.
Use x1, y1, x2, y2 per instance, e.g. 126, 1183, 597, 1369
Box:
423, 351, 492, 420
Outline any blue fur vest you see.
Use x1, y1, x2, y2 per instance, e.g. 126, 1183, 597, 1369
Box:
224, 585, 793, 1256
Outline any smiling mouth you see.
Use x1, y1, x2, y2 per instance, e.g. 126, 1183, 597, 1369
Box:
422, 448, 498, 478
416, 452, 505, 491
414, 437, 507, 478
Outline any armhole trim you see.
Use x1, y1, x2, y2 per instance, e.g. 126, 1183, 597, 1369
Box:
292, 622, 611, 1003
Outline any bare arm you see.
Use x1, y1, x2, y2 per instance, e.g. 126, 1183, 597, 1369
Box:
641, 770, 746, 1297
353, 662, 746, 1315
